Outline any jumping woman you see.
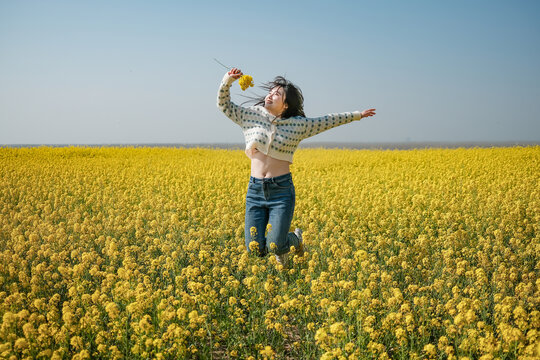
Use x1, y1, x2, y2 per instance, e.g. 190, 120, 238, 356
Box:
217, 67, 376, 267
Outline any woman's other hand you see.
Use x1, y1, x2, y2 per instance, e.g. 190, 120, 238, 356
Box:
227, 67, 243, 80
361, 108, 376, 118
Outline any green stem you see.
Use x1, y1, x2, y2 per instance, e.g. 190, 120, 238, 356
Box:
213, 58, 231, 70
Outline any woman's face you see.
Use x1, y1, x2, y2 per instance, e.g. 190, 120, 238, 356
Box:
264, 86, 287, 117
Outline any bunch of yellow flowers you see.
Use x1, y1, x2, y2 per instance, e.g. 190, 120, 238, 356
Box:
239, 74, 254, 91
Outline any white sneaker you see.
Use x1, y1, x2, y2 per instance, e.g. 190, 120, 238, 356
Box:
275, 253, 289, 268
294, 228, 304, 257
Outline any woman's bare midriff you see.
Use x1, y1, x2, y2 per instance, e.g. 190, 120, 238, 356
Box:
250, 149, 291, 178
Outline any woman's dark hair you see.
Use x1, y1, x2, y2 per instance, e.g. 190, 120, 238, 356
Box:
243, 76, 305, 118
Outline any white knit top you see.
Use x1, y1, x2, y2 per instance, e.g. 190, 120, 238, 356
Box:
217, 73, 363, 163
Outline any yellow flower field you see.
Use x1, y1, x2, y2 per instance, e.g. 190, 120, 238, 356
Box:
0, 146, 538, 359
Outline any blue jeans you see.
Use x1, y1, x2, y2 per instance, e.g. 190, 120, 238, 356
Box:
244, 173, 300, 256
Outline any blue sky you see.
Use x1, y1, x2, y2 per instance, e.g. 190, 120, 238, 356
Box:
1, 0, 539, 144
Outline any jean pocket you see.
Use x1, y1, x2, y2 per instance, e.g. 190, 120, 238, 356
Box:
273, 179, 293, 189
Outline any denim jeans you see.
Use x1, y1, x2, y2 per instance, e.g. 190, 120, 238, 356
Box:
245, 173, 300, 256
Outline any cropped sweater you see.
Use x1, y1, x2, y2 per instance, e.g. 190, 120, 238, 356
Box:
217, 73, 363, 163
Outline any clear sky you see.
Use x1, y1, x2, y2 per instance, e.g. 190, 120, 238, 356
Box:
1, 0, 539, 145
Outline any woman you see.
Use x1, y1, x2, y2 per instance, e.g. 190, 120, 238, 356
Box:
217, 67, 376, 267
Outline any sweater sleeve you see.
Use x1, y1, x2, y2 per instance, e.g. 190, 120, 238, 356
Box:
217, 73, 245, 126
302, 111, 363, 138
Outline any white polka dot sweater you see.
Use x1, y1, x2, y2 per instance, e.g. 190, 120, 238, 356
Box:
217, 73, 363, 163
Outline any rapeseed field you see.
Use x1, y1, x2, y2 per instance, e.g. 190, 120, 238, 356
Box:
0, 146, 538, 359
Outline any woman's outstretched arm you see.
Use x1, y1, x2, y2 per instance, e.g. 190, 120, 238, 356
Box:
217, 68, 247, 126
303, 108, 376, 138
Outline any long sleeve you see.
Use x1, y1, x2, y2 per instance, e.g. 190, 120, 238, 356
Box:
302, 111, 363, 138
217, 73, 246, 126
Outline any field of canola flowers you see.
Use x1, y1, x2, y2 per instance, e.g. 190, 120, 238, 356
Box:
0, 146, 538, 360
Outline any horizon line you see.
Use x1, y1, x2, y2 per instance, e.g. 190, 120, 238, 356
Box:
2, 141, 539, 150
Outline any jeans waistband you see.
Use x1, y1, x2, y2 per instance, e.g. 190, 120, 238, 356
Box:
249, 172, 292, 184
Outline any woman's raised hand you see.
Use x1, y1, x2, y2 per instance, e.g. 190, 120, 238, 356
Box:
227, 67, 243, 80
361, 108, 376, 118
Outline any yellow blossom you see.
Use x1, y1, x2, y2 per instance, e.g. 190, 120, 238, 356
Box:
105, 302, 120, 319
423, 344, 436, 358
259, 345, 275, 359
239, 74, 254, 90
